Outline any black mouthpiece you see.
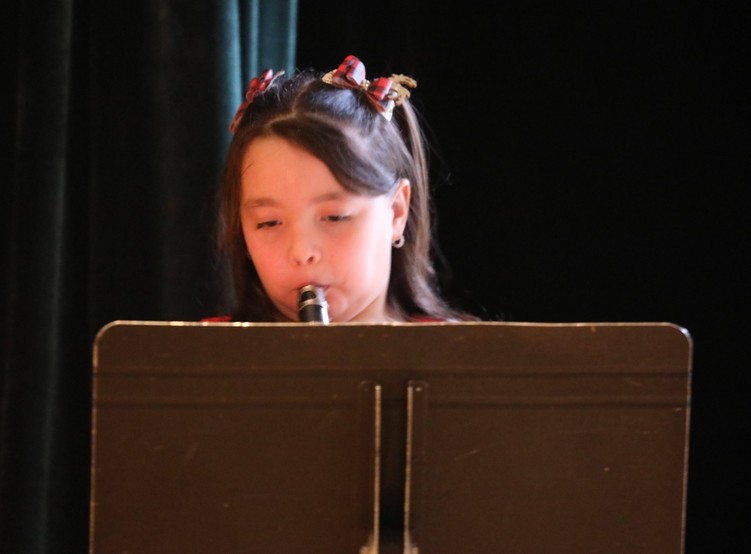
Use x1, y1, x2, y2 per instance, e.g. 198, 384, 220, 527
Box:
297, 285, 330, 324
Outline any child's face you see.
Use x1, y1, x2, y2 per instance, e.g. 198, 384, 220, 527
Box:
239, 136, 410, 322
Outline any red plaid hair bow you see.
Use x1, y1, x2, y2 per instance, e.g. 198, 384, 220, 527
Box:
322, 55, 417, 121
229, 68, 284, 134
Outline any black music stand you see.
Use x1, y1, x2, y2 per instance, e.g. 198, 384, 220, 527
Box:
90, 321, 692, 554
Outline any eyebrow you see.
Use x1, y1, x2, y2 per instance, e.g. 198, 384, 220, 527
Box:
243, 191, 348, 208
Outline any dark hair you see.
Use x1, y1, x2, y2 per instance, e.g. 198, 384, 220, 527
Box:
217, 65, 474, 322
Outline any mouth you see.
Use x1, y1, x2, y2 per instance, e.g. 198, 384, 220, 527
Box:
296, 284, 331, 324
296, 283, 328, 292
294, 284, 330, 310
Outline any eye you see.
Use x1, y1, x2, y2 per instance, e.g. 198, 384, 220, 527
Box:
256, 220, 281, 230
323, 214, 351, 223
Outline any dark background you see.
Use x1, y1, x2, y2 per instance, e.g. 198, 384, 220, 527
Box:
1, 1, 744, 551
296, 2, 745, 551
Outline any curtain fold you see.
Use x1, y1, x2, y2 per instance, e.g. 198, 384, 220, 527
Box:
0, 1, 297, 551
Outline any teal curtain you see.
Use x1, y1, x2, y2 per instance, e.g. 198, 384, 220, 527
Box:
0, 1, 297, 551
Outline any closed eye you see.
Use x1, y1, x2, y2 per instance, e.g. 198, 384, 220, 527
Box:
256, 220, 281, 229
323, 214, 351, 223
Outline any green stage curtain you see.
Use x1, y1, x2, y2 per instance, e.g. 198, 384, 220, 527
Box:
0, 1, 297, 551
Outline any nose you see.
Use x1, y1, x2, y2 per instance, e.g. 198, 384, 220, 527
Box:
288, 225, 321, 266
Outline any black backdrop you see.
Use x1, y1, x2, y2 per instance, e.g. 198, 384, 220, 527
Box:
0, 1, 743, 552
296, 2, 744, 552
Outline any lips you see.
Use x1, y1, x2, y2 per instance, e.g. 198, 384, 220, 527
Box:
293, 284, 330, 310
295, 283, 328, 291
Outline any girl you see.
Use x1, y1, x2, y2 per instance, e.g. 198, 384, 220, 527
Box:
215, 55, 474, 323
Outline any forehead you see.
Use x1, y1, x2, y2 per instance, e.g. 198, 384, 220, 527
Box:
240, 136, 348, 202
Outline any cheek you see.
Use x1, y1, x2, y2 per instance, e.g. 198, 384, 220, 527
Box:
245, 239, 277, 279
240, 225, 276, 281
240, 218, 268, 261
239, 217, 254, 251
338, 222, 392, 273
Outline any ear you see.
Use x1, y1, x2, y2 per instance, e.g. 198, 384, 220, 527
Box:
390, 178, 411, 240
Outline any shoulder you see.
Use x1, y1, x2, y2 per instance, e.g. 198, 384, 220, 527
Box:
201, 315, 456, 323
200, 315, 233, 322
409, 312, 481, 323
408, 315, 447, 322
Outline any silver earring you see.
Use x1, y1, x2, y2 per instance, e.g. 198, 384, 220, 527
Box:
392, 235, 405, 248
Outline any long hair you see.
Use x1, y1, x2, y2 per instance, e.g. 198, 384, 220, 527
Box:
217, 67, 473, 321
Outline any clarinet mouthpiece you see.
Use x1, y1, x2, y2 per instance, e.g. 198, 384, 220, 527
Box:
297, 285, 330, 324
